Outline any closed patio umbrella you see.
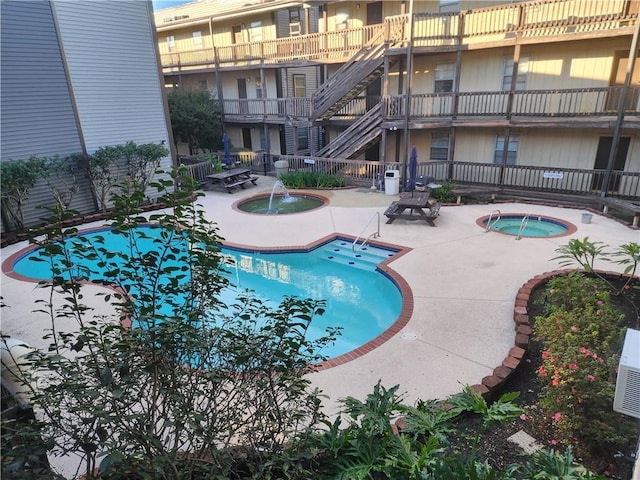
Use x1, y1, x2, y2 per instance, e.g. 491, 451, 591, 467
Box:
222, 132, 232, 166
407, 145, 418, 193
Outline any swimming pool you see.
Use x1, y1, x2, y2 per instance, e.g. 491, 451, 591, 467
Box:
478, 214, 576, 238
9, 227, 404, 361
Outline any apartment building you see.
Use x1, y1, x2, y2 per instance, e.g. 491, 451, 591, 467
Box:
1, 0, 173, 229
155, 0, 640, 198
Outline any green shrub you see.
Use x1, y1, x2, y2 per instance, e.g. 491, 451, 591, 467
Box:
534, 272, 635, 455
429, 181, 456, 203
279, 171, 346, 188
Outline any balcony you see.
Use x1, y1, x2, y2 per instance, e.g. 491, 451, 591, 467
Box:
220, 86, 640, 127
159, 0, 637, 72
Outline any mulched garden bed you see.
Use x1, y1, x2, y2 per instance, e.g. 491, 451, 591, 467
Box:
445, 275, 640, 479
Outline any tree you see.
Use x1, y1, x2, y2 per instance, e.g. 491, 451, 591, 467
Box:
80, 146, 126, 213
167, 89, 223, 155
0, 157, 45, 232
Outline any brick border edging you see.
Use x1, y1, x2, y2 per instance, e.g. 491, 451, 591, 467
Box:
467, 271, 557, 399
468, 268, 633, 399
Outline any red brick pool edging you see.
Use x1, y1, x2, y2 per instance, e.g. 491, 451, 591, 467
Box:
470, 268, 633, 400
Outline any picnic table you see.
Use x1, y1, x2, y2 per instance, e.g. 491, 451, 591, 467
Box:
206, 168, 258, 193
384, 192, 441, 226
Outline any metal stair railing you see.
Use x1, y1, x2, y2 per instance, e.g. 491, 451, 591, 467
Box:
485, 210, 501, 232
352, 212, 381, 253
515, 214, 530, 240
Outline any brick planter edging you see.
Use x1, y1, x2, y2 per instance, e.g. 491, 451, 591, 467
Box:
469, 270, 565, 399
470, 268, 634, 400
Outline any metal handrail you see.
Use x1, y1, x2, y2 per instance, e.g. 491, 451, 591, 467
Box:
221, 253, 240, 286
485, 210, 501, 232
515, 214, 530, 240
353, 212, 381, 252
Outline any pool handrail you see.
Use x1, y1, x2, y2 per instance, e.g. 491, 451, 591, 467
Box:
485, 210, 501, 232
353, 212, 380, 253
515, 214, 530, 240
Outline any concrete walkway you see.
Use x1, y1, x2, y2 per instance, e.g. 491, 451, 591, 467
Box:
2, 175, 638, 419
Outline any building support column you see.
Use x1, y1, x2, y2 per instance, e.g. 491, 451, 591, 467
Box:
401, 0, 414, 190
601, 18, 640, 197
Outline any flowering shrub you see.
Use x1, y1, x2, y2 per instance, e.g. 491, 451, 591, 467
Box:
534, 272, 636, 455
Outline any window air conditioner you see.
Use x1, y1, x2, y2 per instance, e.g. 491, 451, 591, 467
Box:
613, 328, 640, 419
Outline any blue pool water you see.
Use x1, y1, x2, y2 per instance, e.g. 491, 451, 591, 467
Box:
11, 228, 402, 359
484, 215, 569, 237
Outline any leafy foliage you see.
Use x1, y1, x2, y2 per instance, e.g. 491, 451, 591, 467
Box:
0, 157, 45, 231
279, 171, 346, 189
167, 89, 223, 155
428, 181, 456, 203
1, 170, 336, 479
534, 271, 637, 456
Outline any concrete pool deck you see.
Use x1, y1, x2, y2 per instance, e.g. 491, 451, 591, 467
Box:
1, 175, 639, 420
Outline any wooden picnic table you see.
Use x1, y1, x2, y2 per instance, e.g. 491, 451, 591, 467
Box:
384, 192, 441, 226
206, 168, 258, 193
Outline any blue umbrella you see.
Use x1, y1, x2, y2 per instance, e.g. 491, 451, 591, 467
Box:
407, 145, 418, 192
222, 132, 232, 166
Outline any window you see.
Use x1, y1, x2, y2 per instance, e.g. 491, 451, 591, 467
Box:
192, 31, 202, 49
430, 133, 449, 160
297, 128, 309, 150
255, 78, 263, 99
336, 7, 349, 30
289, 9, 301, 36
293, 74, 306, 97
166, 35, 175, 52
439, 0, 460, 12
249, 21, 262, 42
434, 63, 455, 93
494, 135, 519, 165
502, 57, 529, 91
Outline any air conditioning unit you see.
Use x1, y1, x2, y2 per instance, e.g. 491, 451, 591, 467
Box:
614, 328, 640, 419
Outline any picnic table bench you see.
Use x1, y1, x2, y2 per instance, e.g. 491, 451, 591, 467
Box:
206, 168, 258, 193
451, 186, 501, 204
384, 192, 441, 226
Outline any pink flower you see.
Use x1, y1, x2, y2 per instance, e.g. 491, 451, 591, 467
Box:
542, 349, 550, 359
569, 364, 578, 370
519, 414, 527, 421
570, 325, 579, 332
550, 439, 558, 445
549, 289, 555, 295
538, 367, 547, 376
552, 378, 559, 387
552, 412, 562, 422
588, 374, 596, 382
596, 300, 603, 306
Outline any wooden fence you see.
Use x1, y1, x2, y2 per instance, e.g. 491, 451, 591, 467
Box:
182, 153, 640, 199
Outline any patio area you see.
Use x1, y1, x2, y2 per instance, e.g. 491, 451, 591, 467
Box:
2, 175, 637, 419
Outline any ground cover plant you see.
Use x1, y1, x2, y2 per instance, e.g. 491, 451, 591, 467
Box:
1, 172, 637, 479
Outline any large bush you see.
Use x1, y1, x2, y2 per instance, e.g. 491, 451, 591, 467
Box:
1, 171, 336, 479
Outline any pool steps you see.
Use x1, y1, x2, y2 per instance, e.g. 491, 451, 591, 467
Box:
316, 240, 397, 270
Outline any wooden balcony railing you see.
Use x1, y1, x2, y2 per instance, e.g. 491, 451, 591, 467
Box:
218, 86, 639, 123
160, 0, 636, 70
383, 86, 640, 119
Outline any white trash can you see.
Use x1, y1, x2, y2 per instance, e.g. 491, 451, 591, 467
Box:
581, 213, 593, 224
384, 170, 400, 195
274, 160, 289, 178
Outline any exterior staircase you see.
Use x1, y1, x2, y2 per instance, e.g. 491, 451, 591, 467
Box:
310, 38, 387, 122
316, 103, 382, 159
